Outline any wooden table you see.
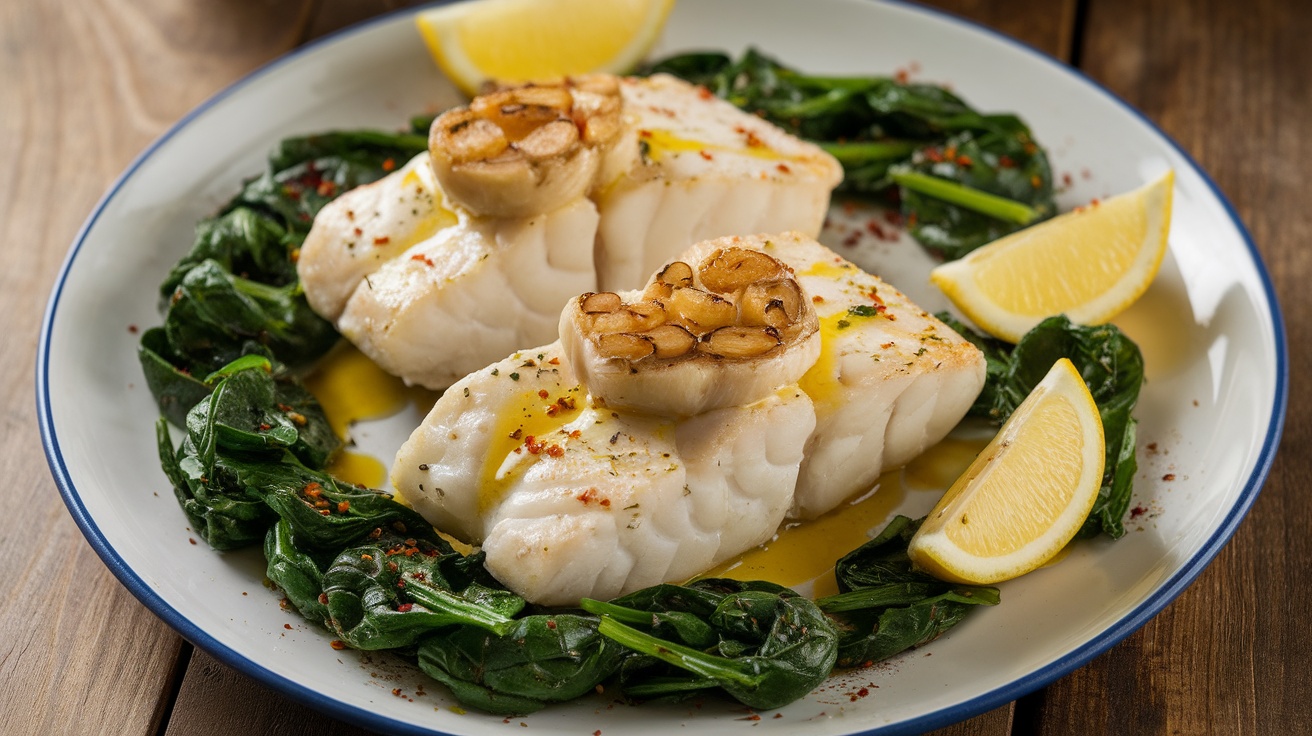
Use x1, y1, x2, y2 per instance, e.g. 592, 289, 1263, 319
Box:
3, 0, 1306, 733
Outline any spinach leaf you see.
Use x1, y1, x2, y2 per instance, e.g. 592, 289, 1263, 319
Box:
234, 130, 427, 236
581, 579, 839, 710
264, 518, 331, 626
322, 532, 524, 650
162, 259, 338, 374
142, 125, 426, 422
160, 207, 297, 299
417, 614, 626, 716
938, 314, 1145, 537
643, 48, 1056, 257
816, 516, 999, 668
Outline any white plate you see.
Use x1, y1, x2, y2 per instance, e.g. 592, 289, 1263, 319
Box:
39, 0, 1287, 733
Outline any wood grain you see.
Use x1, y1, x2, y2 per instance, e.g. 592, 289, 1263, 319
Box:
0, 0, 310, 733
1015, 0, 1312, 734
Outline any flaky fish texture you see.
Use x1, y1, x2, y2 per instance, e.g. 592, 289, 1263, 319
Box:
391, 343, 814, 606
392, 232, 984, 605
759, 232, 988, 519
297, 75, 842, 389
594, 74, 843, 291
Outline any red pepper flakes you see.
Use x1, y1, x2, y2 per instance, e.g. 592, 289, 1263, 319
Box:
1062, 172, 1074, 187
258, 423, 272, 431
955, 154, 973, 167
330, 640, 347, 650
776, 163, 791, 174
538, 389, 550, 399
546, 444, 565, 458
318, 593, 329, 605
576, 488, 598, 505
923, 147, 944, 163
546, 619, 558, 630
696, 85, 713, 100
773, 714, 783, 719
346, 209, 355, 220
127, 324, 138, 334
387, 561, 399, 572
316, 180, 337, 197
894, 68, 909, 84
188, 538, 197, 545
842, 231, 860, 247
318, 509, 331, 516
545, 404, 559, 417
338, 501, 351, 513
599, 498, 611, 508
368, 527, 383, 539
744, 130, 765, 148
360, 553, 373, 561
284, 623, 293, 630
1163, 473, 1176, 481
594, 731, 602, 736
304, 482, 324, 498
568, 429, 582, 439
812, 295, 825, 303
397, 603, 414, 613
373, 236, 391, 246
547, 357, 560, 365
639, 129, 653, 138
392, 688, 403, 697
353, 227, 363, 236
698, 150, 713, 161
382, 158, 397, 172
525, 435, 546, 454
410, 253, 435, 267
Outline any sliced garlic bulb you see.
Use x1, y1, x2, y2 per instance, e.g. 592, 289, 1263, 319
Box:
560, 236, 821, 416
428, 75, 622, 218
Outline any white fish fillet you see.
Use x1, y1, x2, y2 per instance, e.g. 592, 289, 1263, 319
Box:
336, 198, 598, 389
297, 153, 455, 322
298, 77, 842, 390
757, 232, 987, 519
391, 342, 815, 606
593, 74, 843, 291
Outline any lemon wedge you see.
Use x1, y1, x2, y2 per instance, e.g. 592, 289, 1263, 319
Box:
907, 358, 1105, 584
416, 0, 676, 96
930, 170, 1173, 343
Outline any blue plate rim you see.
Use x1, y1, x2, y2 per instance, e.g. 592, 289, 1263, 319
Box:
35, 1, 1288, 734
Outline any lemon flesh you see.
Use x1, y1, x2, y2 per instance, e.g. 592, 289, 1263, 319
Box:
931, 170, 1173, 343
908, 358, 1105, 584
416, 0, 675, 96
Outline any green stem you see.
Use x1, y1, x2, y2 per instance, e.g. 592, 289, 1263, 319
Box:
405, 585, 516, 636
596, 616, 756, 687
815, 583, 938, 613
891, 170, 1039, 225
819, 140, 918, 165
578, 598, 656, 627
